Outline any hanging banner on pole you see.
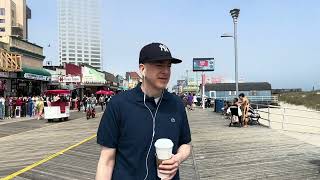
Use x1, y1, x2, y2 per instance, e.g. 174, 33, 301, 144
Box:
193, 58, 215, 71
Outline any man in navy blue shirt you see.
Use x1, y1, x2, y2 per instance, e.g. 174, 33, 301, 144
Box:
96, 43, 192, 180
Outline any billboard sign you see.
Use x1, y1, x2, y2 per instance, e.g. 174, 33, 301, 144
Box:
193, 58, 215, 71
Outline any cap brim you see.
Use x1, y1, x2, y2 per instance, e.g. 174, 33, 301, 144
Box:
144, 58, 182, 64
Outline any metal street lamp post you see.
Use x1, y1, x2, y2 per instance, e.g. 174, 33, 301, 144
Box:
221, 8, 240, 96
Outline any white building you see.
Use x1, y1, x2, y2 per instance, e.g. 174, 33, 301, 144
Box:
0, 0, 31, 40
58, 0, 102, 70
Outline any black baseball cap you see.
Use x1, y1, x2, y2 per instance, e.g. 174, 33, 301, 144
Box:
139, 42, 182, 64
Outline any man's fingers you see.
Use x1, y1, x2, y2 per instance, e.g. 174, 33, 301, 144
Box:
161, 158, 175, 165
159, 162, 179, 170
159, 167, 178, 175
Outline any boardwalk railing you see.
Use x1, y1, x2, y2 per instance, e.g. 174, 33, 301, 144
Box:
252, 103, 320, 134
216, 96, 278, 104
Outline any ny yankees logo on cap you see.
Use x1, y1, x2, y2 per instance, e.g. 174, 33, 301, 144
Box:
159, 44, 169, 52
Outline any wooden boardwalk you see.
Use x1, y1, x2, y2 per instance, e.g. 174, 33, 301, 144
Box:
0, 108, 319, 179
188, 109, 320, 179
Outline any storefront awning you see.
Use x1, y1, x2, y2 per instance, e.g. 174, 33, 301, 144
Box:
18, 66, 51, 81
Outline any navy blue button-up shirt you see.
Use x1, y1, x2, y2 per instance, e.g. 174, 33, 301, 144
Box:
97, 84, 191, 180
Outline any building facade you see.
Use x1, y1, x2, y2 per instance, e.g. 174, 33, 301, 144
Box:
204, 82, 274, 104
0, 0, 31, 40
0, 0, 49, 96
126, 72, 141, 89
58, 0, 102, 70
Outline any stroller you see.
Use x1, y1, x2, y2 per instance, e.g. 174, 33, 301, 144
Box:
228, 105, 242, 127
247, 106, 261, 125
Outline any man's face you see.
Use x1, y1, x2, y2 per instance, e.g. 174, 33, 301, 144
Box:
141, 60, 172, 90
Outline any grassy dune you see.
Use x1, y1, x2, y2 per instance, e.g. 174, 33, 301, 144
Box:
278, 91, 320, 111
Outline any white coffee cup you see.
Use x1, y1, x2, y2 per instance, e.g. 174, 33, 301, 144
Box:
154, 138, 174, 179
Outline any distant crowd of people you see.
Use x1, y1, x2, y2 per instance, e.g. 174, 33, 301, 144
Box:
0, 96, 45, 120
75, 94, 113, 112
0, 93, 114, 121
179, 93, 213, 111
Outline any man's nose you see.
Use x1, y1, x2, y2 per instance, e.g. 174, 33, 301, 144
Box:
163, 66, 171, 74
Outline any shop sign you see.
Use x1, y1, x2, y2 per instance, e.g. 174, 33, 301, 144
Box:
24, 73, 51, 81
82, 66, 105, 84
51, 75, 60, 82
0, 72, 9, 78
59, 76, 81, 83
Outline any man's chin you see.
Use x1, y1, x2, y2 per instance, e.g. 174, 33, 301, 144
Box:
156, 83, 168, 90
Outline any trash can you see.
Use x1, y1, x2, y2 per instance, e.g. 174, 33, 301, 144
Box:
215, 99, 224, 113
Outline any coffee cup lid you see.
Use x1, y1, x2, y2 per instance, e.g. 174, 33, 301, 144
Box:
155, 138, 173, 149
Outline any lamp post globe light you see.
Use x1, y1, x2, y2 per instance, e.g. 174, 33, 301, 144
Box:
221, 8, 240, 96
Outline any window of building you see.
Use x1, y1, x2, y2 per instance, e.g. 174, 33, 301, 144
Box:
0, 27, 5, 32
91, 51, 100, 54
0, 19, 4, 23
77, 50, 82, 53
0, 8, 5, 16
250, 91, 257, 96
69, 58, 75, 61
84, 55, 89, 57
69, 54, 75, 57
91, 48, 100, 51
91, 55, 100, 58
11, 10, 15, 18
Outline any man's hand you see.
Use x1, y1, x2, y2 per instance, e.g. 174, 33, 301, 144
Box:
158, 154, 182, 180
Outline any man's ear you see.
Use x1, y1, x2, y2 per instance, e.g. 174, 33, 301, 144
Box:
139, 64, 145, 77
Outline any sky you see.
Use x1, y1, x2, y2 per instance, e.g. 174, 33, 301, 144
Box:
27, 0, 320, 90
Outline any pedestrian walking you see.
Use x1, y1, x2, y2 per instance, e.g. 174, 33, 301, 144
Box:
0, 96, 5, 119
82, 95, 87, 112
99, 95, 105, 111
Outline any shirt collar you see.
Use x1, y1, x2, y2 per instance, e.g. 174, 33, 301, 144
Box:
133, 83, 170, 102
